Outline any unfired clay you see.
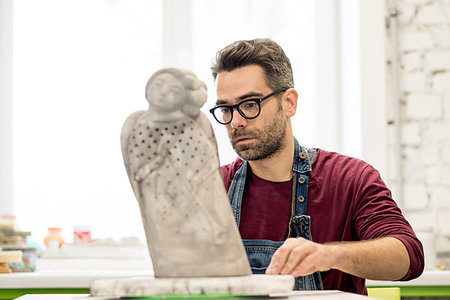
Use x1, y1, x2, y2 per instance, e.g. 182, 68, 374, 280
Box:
90, 274, 295, 297
120, 68, 251, 277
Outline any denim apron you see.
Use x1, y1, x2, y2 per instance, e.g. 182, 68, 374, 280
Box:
227, 139, 324, 290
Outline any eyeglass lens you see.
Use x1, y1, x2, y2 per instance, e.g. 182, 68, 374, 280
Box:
214, 100, 260, 124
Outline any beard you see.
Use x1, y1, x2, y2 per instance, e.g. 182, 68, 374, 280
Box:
229, 110, 287, 161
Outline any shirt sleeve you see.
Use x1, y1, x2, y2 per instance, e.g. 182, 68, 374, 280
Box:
221, 164, 233, 191
352, 164, 425, 281
221, 158, 244, 192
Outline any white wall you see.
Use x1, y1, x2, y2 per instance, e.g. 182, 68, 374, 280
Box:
0, 0, 14, 216
386, 0, 450, 253
360, 1, 388, 177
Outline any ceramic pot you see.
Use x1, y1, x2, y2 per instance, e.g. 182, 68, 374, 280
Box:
43, 227, 65, 248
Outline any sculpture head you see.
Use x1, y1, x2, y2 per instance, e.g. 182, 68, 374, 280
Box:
146, 68, 207, 118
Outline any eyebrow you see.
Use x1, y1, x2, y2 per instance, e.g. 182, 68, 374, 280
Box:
216, 91, 265, 105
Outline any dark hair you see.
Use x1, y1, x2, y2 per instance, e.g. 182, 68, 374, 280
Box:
211, 38, 294, 90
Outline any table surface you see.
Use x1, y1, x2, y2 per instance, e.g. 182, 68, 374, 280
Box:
0, 258, 154, 289
1, 258, 449, 299
366, 269, 450, 286
15, 291, 378, 299
2, 267, 449, 289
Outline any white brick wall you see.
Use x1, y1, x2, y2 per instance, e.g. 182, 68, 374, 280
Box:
428, 27, 450, 48
398, 29, 434, 51
416, 3, 449, 24
443, 91, 450, 117
425, 50, 450, 70
388, 0, 450, 254
403, 183, 428, 210
401, 52, 423, 72
433, 72, 450, 93
401, 122, 422, 146
400, 72, 427, 92
406, 93, 441, 119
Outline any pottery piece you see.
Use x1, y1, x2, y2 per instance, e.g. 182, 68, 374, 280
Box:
120, 68, 251, 277
90, 274, 295, 297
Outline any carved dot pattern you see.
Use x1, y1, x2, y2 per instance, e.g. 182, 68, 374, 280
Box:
129, 120, 183, 170
130, 118, 207, 171
127, 117, 219, 240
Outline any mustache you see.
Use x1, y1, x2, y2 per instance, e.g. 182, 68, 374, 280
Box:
230, 129, 259, 140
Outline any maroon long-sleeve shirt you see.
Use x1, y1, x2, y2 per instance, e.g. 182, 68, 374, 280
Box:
221, 148, 424, 295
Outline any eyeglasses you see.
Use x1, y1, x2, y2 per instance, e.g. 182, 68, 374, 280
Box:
209, 88, 288, 125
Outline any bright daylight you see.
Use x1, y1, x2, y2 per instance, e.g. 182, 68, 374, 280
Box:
1, 0, 449, 299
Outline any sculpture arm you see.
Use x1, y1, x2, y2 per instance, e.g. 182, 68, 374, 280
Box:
120, 110, 145, 177
196, 113, 219, 155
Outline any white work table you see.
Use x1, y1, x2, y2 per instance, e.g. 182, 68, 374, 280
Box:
0, 257, 153, 299
15, 291, 377, 299
1, 258, 377, 299
366, 270, 450, 297
1, 257, 449, 298
0, 258, 154, 289
4, 270, 446, 288
367, 270, 450, 287
1, 258, 449, 288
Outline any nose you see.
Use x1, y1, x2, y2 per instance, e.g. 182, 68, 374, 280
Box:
161, 86, 169, 96
230, 109, 247, 129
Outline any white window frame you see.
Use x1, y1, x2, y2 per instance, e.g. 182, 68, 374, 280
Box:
359, 1, 388, 177
0, 0, 14, 215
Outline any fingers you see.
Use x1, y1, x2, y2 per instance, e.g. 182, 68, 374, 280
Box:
290, 252, 320, 277
266, 238, 306, 275
280, 241, 311, 275
266, 238, 331, 277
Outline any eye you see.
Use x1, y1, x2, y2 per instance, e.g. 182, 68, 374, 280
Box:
218, 107, 231, 115
152, 80, 163, 87
168, 87, 182, 95
241, 100, 258, 110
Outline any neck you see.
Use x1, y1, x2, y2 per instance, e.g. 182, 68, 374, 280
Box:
248, 135, 295, 182
147, 109, 185, 121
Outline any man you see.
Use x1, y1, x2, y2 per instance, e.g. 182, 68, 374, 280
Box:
209, 38, 424, 295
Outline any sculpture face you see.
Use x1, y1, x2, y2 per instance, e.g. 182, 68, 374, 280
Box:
146, 73, 185, 111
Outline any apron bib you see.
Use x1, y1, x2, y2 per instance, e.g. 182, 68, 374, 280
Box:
228, 139, 324, 290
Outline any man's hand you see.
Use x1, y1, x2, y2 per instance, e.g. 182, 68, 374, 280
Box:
265, 236, 410, 281
266, 237, 335, 277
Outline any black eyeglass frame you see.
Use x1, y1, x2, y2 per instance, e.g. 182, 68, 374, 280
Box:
209, 88, 288, 125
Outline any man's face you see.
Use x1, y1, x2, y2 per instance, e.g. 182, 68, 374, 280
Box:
216, 65, 287, 161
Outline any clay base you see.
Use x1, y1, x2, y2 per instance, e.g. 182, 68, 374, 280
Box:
90, 274, 294, 297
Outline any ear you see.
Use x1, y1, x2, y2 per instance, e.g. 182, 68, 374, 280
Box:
281, 88, 298, 118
